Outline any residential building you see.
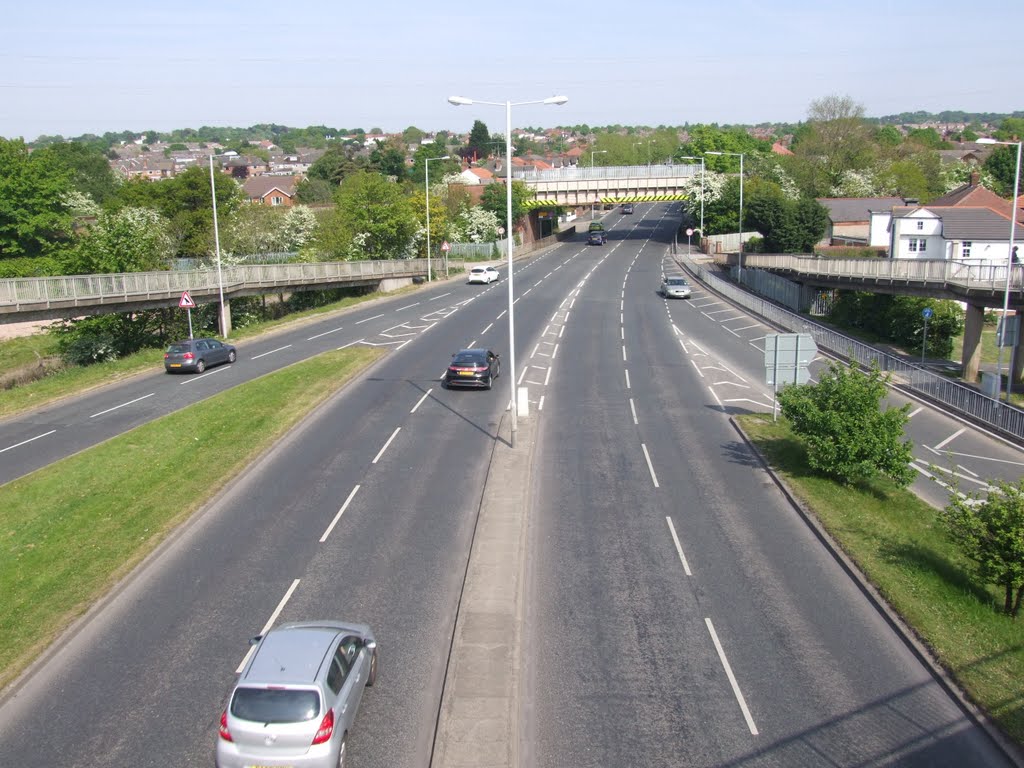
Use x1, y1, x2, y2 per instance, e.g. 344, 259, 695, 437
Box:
242, 175, 299, 206
816, 197, 905, 247
888, 205, 1015, 264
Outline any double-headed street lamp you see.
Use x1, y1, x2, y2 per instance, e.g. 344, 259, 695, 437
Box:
424, 155, 451, 282
677, 155, 705, 240
977, 137, 1022, 401
448, 94, 569, 444
707, 151, 745, 279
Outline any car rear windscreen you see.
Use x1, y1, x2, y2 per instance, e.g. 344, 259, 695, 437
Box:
167, 344, 191, 353
231, 687, 320, 723
667, 279, 688, 285
453, 354, 484, 365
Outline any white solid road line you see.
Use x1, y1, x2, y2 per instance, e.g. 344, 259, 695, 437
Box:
236, 578, 302, 673
89, 392, 155, 419
320, 485, 361, 543
665, 517, 692, 576
705, 618, 759, 735
395, 302, 421, 311
372, 427, 401, 464
641, 443, 660, 488
251, 344, 293, 359
933, 427, 967, 452
0, 429, 57, 455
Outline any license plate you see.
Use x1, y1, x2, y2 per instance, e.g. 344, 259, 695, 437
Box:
458, 371, 475, 376
170, 363, 181, 368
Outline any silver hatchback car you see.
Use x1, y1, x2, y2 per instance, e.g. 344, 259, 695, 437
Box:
659, 276, 693, 299
216, 621, 378, 768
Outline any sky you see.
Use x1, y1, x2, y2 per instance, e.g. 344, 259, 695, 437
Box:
4, 0, 1023, 142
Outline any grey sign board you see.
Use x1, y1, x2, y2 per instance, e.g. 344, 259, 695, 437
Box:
765, 333, 817, 387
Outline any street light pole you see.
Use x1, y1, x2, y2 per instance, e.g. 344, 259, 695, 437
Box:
208, 154, 227, 338
707, 151, 745, 279
678, 155, 705, 242
449, 94, 569, 445
425, 155, 451, 283
591, 150, 607, 219
978, 137, 1022, 401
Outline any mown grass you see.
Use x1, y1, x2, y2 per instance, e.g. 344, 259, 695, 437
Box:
0, 345, 383, 690
737, 413, 1024, 745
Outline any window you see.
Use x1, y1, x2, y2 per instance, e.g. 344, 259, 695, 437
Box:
271, 196, 284, 206
916, 220, 924, 230
907, 238, 927, 253
327, 646, 351, 693
962, 241, 972, 258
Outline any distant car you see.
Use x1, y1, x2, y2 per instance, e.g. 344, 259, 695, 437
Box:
588, 221, 605, 233
468, 266, 500, 284
587, 231, 606, 245
622, 203, 634, 214
659, 276, 693, 299
443, 349, 500, 389
164, 338, 236, 373
216, 620, 378, 768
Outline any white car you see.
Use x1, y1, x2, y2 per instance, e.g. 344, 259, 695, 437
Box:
468, 266, 500, 284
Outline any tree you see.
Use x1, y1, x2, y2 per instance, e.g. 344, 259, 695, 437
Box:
942, 479, 1024, 617
369, 138, 408, 179
984, 145, 1023, 198
65, 207, 173, 273
777, 360, 915, 487
479, 180, 533, 233
465, 120, 492, 161
788, 95, 875, 197
317, 171, 418, 260
0, 138, 75, 259
40, 141, 121, 204
294, 178, 334, 204
402, 126, 425, 146
308, 144, 367, 186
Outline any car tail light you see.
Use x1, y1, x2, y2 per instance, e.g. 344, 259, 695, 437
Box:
311, 709, 334, 745
183, 352, 194, 360
163, 353, 170, 360
218, 710, 233, 742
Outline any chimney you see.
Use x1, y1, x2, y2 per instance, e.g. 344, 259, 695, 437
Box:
969, 171, 980, 186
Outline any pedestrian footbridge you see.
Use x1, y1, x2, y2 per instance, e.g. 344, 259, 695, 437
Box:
514, 164, 697, 208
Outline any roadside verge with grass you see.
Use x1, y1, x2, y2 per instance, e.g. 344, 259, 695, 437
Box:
737, 413, 1024, 747
0, 345, 383, 691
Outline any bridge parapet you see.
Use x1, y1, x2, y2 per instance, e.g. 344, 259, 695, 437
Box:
515, 163, 698, 206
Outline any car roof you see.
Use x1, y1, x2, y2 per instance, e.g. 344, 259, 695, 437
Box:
245, 626, 341, 684
470, 266, 486, 270
454, 348, 490, 357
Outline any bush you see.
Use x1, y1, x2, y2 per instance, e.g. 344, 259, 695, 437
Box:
777, 360, 915, 487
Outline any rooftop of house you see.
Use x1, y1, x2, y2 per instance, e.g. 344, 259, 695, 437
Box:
892, 205, 1015, 240
816, 197, 907, 222
242, 175, 299, 199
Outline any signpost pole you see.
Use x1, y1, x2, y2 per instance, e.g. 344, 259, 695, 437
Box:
921, 307, 933, 364
187, 308, 193, 340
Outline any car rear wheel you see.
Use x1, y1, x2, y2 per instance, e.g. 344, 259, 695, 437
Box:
227, 350, 237, 363
486, 374, 493, 390
195, 359, 206, 373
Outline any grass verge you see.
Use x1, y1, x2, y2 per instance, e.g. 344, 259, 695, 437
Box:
737, 413, 1024, 746
0, 345, 384, 691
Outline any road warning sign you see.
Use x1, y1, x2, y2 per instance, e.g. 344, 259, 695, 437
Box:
179, 291, 196, 309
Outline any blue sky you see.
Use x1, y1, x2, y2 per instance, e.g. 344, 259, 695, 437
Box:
4, 0, 1022, 141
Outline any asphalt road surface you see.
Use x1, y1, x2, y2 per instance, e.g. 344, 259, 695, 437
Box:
0, 204, 1018, 767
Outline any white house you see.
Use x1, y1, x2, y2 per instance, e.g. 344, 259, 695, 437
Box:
887, 206, 1015, 264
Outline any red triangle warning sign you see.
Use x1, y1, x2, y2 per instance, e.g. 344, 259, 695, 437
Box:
179, 291, 196, 309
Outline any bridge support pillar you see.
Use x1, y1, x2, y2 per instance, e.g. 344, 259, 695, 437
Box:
219, 298, 233, 339
961, 303, 984, 382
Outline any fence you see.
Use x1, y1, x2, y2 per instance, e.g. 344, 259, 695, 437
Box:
446, 241, 508, 261
679, 252, 1024, 443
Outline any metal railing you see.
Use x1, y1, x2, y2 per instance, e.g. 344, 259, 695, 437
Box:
743, 254, 1024, 293
0, 259, 431, 311
680, 253, 1024, 442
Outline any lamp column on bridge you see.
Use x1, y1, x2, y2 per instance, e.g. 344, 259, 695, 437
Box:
977, 137, 1022, 400
678, 155, 705, 247
425, 155, 451, 283
591, 150, 607, 219
209, 154, 230, 337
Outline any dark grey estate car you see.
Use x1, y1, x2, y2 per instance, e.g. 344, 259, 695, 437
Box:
164, 337, 236, 373
217, 620, 378, 768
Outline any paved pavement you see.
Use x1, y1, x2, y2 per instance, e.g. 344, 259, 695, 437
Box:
431, 411, 537, 768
